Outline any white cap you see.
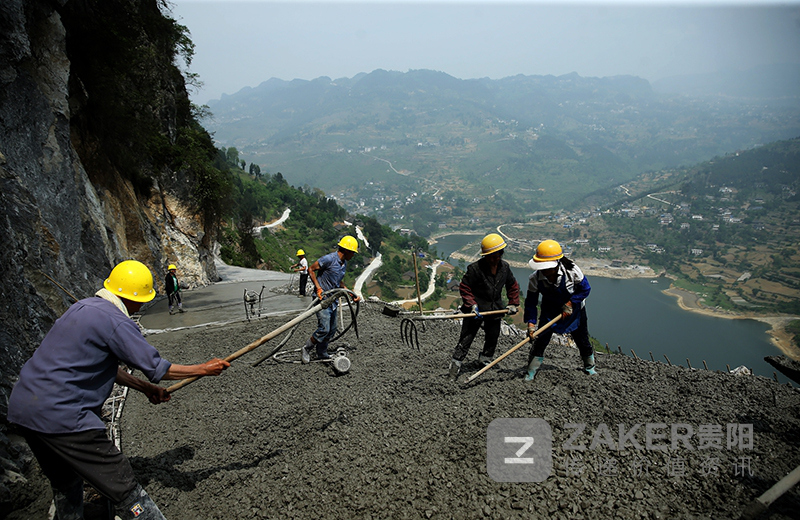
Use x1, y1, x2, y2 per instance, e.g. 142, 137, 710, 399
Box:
528, 259, 558, 271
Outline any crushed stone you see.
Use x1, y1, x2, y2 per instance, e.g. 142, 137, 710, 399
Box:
117, 301, 800, 519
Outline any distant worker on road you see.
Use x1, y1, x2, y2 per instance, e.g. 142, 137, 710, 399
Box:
7, 260, 230, 520
164, 263, 183, 314
524, 239, 595, 380
291, 249, 309, 297
448, 233, 520, 380
301, 236, 360, 364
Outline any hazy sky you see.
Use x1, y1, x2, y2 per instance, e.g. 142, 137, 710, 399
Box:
170, 0, 800, 104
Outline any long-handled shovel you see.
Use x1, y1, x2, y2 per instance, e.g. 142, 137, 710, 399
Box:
740, 464, 800, 519
166, 300, 327, 393
463, 315, 562, 384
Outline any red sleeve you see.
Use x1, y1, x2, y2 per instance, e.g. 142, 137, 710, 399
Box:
459, 278, 476, 307
506, 275, 520, 306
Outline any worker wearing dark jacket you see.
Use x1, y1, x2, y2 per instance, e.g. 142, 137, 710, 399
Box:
164, 263, 183, 314
449, 233, 520, 379
524, 239, 595, 380
7, 260, 230, 520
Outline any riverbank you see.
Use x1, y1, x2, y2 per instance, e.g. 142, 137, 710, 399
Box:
432, 234, 799, 362
663, 286, 800, 361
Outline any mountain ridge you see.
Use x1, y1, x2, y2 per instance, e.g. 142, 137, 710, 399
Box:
204, 68, 800, 227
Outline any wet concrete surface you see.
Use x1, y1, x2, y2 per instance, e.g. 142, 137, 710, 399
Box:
120, 301, 800, 520
138, 262, 314, 334
15, 260, 795, 520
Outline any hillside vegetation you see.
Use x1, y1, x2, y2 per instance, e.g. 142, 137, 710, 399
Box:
216, 150, 434, 292
495, 139, 800, 323
205, 69, 800, 235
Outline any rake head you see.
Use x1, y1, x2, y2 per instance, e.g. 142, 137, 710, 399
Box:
400, 318, 421, 351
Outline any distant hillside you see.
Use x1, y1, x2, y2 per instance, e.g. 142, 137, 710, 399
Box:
204, 69, 800, 231
594, 137, 800, 315
653, 63, 800, 102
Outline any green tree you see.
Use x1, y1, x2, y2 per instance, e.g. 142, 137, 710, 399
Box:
237, 212, 260, 268
361, 216, 385, 254
226, 147, 240, 166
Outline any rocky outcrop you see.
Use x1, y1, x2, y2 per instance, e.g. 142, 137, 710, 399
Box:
0, 1, 215, 513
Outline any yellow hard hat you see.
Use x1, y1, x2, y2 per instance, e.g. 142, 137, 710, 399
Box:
480, 233, 507, 256
104, 260, 156, 302
529, 239, 563, 270
337, 235, 359, 253
168, 264, 177, 271
296, 249, 305, 256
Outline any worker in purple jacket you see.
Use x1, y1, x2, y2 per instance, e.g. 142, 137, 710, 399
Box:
7, 260, 230, 520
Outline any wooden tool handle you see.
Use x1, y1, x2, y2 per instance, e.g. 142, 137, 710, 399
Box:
419, 309, 509, 321
166, 302, 324, 393
464, 314, 562, 384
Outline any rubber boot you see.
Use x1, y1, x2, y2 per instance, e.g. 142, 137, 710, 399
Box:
115, 484, 166, 520
449, 359, 462, 380
316, 342, 331, 361
301, 339, 312, 364
52, 480, 84, 520
582, 354, 597, 375
524, 356, 544, 381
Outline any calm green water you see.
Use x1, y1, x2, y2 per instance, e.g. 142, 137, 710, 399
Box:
431, 234, 784, 380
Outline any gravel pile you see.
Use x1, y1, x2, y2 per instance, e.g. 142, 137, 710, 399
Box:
119, 302, 800, 519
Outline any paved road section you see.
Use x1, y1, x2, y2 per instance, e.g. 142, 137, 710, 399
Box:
139, 260, 312, 335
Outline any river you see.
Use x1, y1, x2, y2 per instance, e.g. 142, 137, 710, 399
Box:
430, 234, 785, 380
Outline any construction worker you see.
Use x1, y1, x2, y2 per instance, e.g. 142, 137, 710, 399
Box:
7, 260, 230, 520
164, 263, 183, 314
524, 239, 595, 380
448, 233, 520, 380
301, 236, 360, 364
291, 249, 309, 297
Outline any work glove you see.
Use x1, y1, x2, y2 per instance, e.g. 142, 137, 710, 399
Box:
471, 304, 482, 318
506, 304, 518, 316
201, 358, 231, 376
561, 301, 573, 319
316, 287, 324, 300
527, 323, 538, 341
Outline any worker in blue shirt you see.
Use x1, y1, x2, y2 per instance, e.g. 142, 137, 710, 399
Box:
524, 240, 595, 380
7, 260, 230, 520
301, 236, 359, 364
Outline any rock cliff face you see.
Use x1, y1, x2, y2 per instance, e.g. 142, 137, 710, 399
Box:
0, 0, 215, 503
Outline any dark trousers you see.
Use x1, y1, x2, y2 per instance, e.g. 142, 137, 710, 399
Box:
167, 291, 181, 307
299, 273, 308, 296
20, 427, 138, 505
452, 316, 502, 362
529, 308, 592, 363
